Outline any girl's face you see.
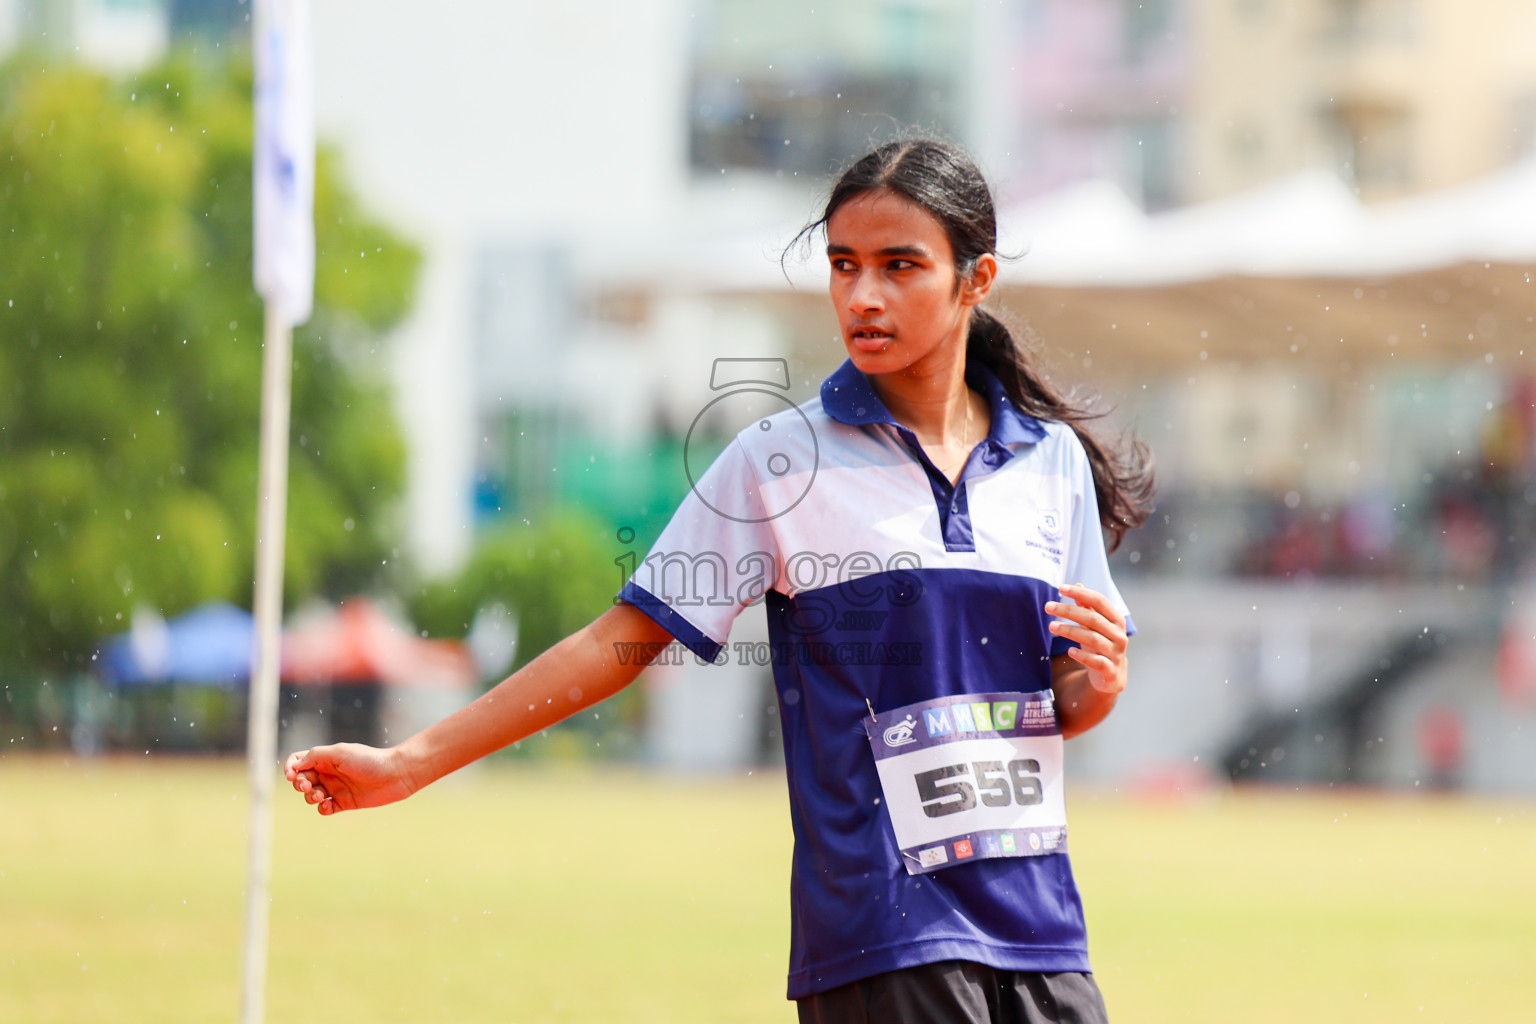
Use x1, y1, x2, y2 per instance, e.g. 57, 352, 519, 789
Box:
825, 188, 995, 377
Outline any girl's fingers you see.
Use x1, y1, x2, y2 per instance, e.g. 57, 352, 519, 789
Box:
1068, 645, 1111, 670
1058, 584, 1126, 631
284, 750, 310, 780
1070, 648, 1124, 692
1088, 589, 1125, 630
1046, 601, 1118, 642
1048, 620, 1116, 655
1059, 582, 1106, 609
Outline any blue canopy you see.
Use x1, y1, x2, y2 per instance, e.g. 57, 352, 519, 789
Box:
98, 602, 255, 687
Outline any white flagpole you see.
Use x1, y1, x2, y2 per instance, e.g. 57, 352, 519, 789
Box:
240, 308, 293, 1024
243, 1, 313, 1021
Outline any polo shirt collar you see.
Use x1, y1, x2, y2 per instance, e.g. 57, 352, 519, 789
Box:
820, 356, 1047, 446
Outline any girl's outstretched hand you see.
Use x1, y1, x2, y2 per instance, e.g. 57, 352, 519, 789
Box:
284, 743, 417, 816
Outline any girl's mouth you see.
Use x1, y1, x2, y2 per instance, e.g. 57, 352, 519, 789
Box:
850, 326, 893, 351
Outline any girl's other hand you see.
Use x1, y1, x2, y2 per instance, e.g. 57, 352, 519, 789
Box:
1044, 583, 1129, 695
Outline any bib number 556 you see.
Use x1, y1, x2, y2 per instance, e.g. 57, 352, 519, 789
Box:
914, 760, 1043, 817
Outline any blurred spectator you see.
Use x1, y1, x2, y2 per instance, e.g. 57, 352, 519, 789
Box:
1436, 493, 1498, 580
1481, 376, 1535, 481
1497, 586, 1536, 707
1269, 512, 1326, 580
1195, 379, 1536, 583
1418, 707, 1466, 791
1337, 492, 1396, 572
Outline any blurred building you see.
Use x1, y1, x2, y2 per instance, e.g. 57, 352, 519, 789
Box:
1183, 0, 1536, 201
2, 0, 170, 69
992, 0, 1536, 208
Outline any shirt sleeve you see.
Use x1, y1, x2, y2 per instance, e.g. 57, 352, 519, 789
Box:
1051, 432, 1137, 657
617, 434, 782, 663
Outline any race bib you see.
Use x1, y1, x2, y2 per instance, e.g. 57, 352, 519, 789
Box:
864, 691, 1067, 875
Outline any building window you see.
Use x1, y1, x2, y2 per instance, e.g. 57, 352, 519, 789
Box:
688, 0, 969, 175
1321, 104, 1413, 193
1226, 117, 1266, 165
1512, 93, 1536, 160
1324, 0, 1417, 45
472, 245, 573, 514
1123, 0, 1175, 63
1128, 114, 1180, 211
1233, 0, 1268, 24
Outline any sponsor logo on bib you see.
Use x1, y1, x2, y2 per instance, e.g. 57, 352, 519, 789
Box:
882, 714, 918, 748
922, 701, 1020, 738
918, 845, 948, 868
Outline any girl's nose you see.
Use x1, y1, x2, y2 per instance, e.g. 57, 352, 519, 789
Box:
848, 272, 884, 314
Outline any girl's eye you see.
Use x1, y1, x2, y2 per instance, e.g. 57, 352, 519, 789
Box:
888, 259, 916, 271
831, 259, 856, 272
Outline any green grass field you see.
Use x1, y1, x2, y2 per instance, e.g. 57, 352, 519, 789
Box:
2, 755, 1532, 1023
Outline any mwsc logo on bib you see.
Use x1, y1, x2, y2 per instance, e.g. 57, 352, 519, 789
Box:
921, 701, 1020, 737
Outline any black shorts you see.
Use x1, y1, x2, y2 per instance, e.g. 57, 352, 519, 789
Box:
797, 960, 1110, 1024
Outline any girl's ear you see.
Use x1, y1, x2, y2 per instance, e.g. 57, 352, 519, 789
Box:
960, 252, 998, 308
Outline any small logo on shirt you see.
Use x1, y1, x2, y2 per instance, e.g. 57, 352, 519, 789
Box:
1028, 832, 1042, 852
1038, 509, 1064, 544
882, 715, 918, 748
1000, 833, 1017, 853
954, 839, 974, 859
918, 845, 948, 868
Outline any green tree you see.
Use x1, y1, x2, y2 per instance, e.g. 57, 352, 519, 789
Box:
409, 508, 643, 759
411, 508, 620, 674
0, 52, 421, 676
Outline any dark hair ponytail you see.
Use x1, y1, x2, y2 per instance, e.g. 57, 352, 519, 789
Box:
793, 136, 1155, 551
966, 307, 1154, 551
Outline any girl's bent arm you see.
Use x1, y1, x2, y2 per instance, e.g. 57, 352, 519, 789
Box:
1050, 654, 1121, 740
1045, 582, 1129, 740
285, 602, 675, 814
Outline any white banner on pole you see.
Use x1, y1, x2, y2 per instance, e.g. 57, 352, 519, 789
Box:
253, 0, 315, 328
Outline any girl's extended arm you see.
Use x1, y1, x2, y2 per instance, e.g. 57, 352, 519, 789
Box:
285, 602, 675, 814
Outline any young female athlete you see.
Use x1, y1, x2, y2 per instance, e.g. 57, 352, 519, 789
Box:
286, 138, 1153, 1024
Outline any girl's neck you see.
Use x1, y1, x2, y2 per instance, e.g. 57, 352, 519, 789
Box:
868, 344, 980, 449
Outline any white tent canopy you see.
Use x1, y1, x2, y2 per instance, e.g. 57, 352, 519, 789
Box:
995, 159, 1536, 287
597, 159, 1536, 295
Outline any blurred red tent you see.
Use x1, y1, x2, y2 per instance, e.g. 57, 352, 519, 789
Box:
280, 598, 476, 690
